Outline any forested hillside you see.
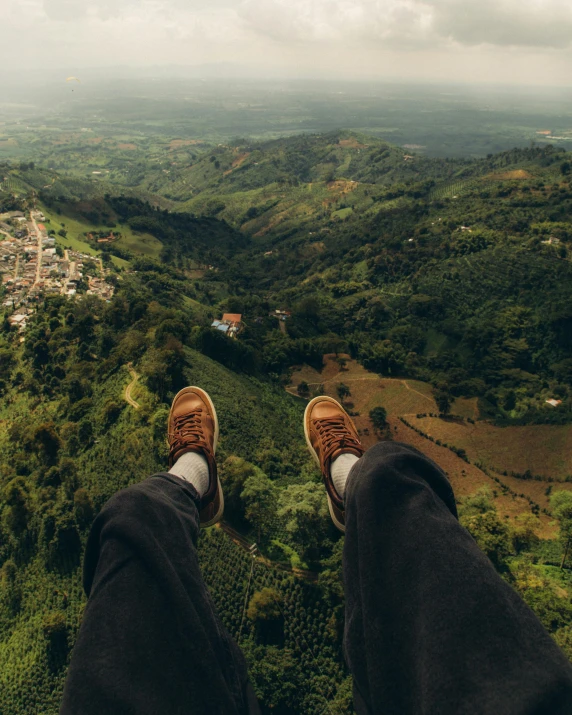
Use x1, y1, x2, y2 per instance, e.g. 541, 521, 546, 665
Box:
2, 134, 572, 713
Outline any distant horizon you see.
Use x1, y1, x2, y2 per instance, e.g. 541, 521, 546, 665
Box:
2, 66, 572, 92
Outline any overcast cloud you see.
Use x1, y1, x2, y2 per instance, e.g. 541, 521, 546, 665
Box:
2, 0, 572, 84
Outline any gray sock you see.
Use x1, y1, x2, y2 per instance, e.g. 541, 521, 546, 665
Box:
169, 452, 210, 497
330, 453, 360, 499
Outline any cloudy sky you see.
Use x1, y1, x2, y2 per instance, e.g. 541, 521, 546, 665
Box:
2, 0, 572, 84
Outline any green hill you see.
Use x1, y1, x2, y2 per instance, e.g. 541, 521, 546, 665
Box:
0, 269, 355, 713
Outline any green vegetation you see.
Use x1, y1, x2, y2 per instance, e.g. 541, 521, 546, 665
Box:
2, 123, 572, 713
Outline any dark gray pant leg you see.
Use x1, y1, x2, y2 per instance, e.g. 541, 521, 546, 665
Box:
61, 474, 259, 715
343, 442, 572, 715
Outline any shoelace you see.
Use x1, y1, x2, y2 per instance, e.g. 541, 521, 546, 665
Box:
315, 415, 361, 463
169, 410, 207, 453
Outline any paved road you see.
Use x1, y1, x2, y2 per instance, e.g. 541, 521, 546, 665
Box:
124, 363, 141, 409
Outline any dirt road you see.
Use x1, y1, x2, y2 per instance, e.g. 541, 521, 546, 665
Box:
124, 363, 141, 409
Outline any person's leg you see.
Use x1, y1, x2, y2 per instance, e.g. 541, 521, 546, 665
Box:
343, 441, 572, 715
61, 387, 259, 715
61, 474, 257, 715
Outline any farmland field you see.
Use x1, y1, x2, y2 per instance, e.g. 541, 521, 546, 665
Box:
289, 356, 572, 534
410, 416, 572, 480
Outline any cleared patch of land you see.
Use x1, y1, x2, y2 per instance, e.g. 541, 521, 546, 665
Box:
451, 397, 480, 420
485, 169, 532, 180
338, 139, 367, 149
169, 139, 202, 150
411, 416, 572, 479
391, 417, 557, 536
288, 355, 572, 536
41, 202, 162, 259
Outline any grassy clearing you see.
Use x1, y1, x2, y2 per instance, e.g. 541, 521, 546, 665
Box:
331, 207, 353, 220
56, 234, 99, 257
111, 256, 130, 270
116, 228, 162, 258
40, 202, 162, 258
290, 357, 434, 418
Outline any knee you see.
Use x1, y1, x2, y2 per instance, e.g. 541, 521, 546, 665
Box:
346, 442, 413, 500
100, 475, 198, 527
346, 441, 456, 515
99, 483, 151, 525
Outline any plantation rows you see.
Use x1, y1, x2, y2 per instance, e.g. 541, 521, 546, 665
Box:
0, 177, 31, 196
429, 177, 482, 200
0, 558, 85, 715
198, 528, 352, 713
429, 164, 536, 200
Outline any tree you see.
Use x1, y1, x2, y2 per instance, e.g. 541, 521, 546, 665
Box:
458, 487, 495, 517
0, 559, 21, 614
435, 392, 451, 415
32, 339, 50, 369
74, 488, 94, 528
32, 423, 62, 466
297, 380, 310, 397
504, 390, 516, 411
337, 383, 351, 401
220, 456, 257, 525
247, 587, 284, 645
241, 470, 277, 541
369, 406, 387, 430
241, 644, 301, 713
511, 513, 540, 553
277, 482, 329, 557
247, 587, 282, 621
42, 611, 67, 647
2, 478, 30, 536
42, 610, 69, 668
462, 509, 512, 570
550, 491, 572, 569
458, 489, 513, 570
41, 505, 81, 572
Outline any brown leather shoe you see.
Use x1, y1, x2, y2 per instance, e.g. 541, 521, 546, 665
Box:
167, 386, 224, 527
304, 396, 364, 532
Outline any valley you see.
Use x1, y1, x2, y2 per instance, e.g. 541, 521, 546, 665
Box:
2, 119, 572, 713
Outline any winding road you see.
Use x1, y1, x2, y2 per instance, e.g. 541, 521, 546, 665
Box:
124, 363, 141, 409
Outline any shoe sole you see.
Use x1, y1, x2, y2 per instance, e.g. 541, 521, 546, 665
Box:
303, 395, 348, 533
169, 386, 224, 527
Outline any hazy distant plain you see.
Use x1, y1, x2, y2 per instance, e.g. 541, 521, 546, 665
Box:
1, 76, 572, 158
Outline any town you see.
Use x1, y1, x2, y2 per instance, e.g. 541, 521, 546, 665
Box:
0, 209, 114, 335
